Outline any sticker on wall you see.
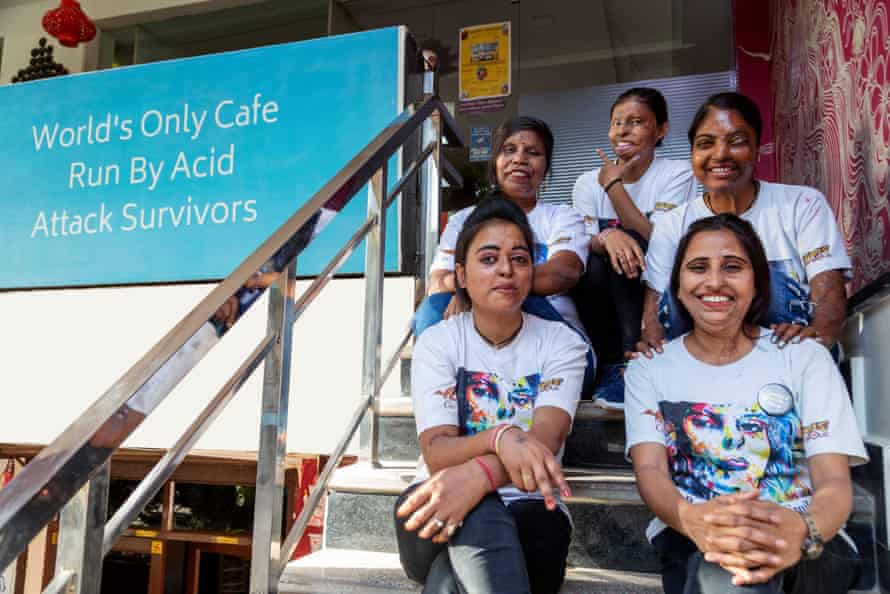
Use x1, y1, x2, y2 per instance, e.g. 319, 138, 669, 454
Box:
469, 126, 493, 162
459, 22, 511, 102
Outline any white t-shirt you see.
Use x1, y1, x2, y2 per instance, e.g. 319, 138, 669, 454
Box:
411, 312, 587, 509
642, 181, 852, 295
624, 330, 868, 541
572, 157, 696, 236
430, 202, 588, 333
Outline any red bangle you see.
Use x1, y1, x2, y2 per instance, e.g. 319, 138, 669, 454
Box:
474, 456, 497, 491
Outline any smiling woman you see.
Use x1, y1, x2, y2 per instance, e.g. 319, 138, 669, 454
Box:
638, 92, 852, 358
412, 115, 596, 396
625, 214, 867, 594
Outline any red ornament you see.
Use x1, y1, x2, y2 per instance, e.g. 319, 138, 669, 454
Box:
42, 0, 96, 48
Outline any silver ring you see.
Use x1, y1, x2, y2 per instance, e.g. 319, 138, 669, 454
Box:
431, 517, 445, 529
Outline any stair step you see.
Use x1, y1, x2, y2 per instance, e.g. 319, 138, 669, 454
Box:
280, 549, 663, 593
323, 463, 656, 571
376, 398, 628, 468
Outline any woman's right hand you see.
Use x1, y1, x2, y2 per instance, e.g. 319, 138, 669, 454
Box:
443, 292, 470, 319
600, 228, 646, 278
678, 491, 784, 559
496, 428, 570, 510
396, 460, 490, 543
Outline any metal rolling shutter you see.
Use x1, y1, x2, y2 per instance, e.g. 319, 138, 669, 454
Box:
519, 71, 736, 203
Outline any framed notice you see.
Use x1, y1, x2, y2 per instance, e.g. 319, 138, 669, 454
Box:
469, 126, 493, 162
459, 22, 511, 101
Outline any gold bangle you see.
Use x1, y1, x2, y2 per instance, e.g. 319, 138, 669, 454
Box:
494, 425, 518, 459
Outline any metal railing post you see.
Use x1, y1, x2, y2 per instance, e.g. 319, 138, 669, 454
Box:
249, 259, 297, 594
53, 461, 110, 594
417, 109, 443, 302
359, 168, 388, 464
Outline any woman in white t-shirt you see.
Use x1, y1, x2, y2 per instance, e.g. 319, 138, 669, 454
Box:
571, 87, 695, 408
638, 92, 850, 357
395, 197, 588, 594
413, 116, 588, 337
625, 214, 866, 594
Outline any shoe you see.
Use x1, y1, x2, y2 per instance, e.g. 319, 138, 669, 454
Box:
593, 363, 626, 410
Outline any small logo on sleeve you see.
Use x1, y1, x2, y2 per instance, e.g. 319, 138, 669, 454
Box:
802, 420, 830, 440
802, 245, 830, 265
653, 201, 679, 212
539, 378, 564, 392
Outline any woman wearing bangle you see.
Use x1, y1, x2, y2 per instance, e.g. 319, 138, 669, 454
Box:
637, 92, 850, 357
625, 214, 866, 594
571, 87, 695, 409
395, 197, 588, 594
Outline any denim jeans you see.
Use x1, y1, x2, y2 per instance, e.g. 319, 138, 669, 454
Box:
412, 292, 597, 398
653, 528, 861, 594
394, 484, 571, 594
659, 267, 812, 341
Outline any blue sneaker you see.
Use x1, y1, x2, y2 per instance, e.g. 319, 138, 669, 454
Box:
593, 363, 626, 410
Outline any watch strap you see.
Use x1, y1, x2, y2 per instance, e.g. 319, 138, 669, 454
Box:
799, 509, 824, 559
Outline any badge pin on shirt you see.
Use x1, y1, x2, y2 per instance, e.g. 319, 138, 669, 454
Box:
757, 383, 794, 416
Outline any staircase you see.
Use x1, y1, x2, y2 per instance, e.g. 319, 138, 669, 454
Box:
281, 389, 665, 593
281, 385, 882, 593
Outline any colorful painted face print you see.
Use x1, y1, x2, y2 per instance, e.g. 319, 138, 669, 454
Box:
456, 367, 541, 435
658, 400, 811, 506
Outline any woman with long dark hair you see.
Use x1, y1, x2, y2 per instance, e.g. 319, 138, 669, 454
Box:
637, 92, 850, 358
395, 196, 587, 594
626, 214, 866, 594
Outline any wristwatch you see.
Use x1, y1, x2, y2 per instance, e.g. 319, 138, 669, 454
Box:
798, 510, 825, 560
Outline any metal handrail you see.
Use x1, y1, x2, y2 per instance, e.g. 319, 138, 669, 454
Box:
277, 321, 415, 569
0, 94, 463, 578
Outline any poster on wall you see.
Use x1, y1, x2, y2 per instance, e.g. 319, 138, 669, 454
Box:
459, 22, 511, 102
0, 27, 405, 289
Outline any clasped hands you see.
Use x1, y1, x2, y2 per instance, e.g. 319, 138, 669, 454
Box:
396, 426, 570, 543
680, 490, 808, 586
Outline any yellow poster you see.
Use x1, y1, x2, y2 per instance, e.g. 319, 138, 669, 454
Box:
459, 22, 511, 101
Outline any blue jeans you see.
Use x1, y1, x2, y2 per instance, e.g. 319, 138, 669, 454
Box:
659, 267, 812, 341
394, 484, 572, 594
413, 292, 596, 398
653, 528, 860, 594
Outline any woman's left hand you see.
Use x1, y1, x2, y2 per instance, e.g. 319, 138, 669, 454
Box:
701, 498, 808, 585
396, 460, 489, 543
596, 148, 640, 189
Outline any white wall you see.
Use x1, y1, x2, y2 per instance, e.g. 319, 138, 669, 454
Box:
0, 276, 415, 455
0, 0, 270, 82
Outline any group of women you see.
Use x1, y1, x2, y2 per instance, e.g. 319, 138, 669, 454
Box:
394, 89, 868, 594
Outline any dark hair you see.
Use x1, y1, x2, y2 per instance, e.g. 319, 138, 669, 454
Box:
687, 92, 763, 146
668, 214, 770, 334
611, 87, 669, 147
453, 195, 535, 305
487, 116, 555, 186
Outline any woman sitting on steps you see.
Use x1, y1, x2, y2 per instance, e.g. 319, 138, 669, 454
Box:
394, 196, 588, 594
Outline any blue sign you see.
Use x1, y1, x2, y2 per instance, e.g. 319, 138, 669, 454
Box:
469, 126, 492, 162
0, 27, 405, 289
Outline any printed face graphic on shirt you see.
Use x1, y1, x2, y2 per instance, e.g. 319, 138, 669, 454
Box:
660, 401, 809, 503
456, 368, 541, 435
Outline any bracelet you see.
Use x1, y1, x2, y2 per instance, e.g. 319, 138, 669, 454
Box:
494, 425, 518, 459
602, 177, 623, 193
473, 456, 497, 491
488, 424, 510, 453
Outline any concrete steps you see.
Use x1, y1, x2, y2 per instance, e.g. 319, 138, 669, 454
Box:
321, 463, 658, 572
280, 549, 663, 594
377, 397, 629, 469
